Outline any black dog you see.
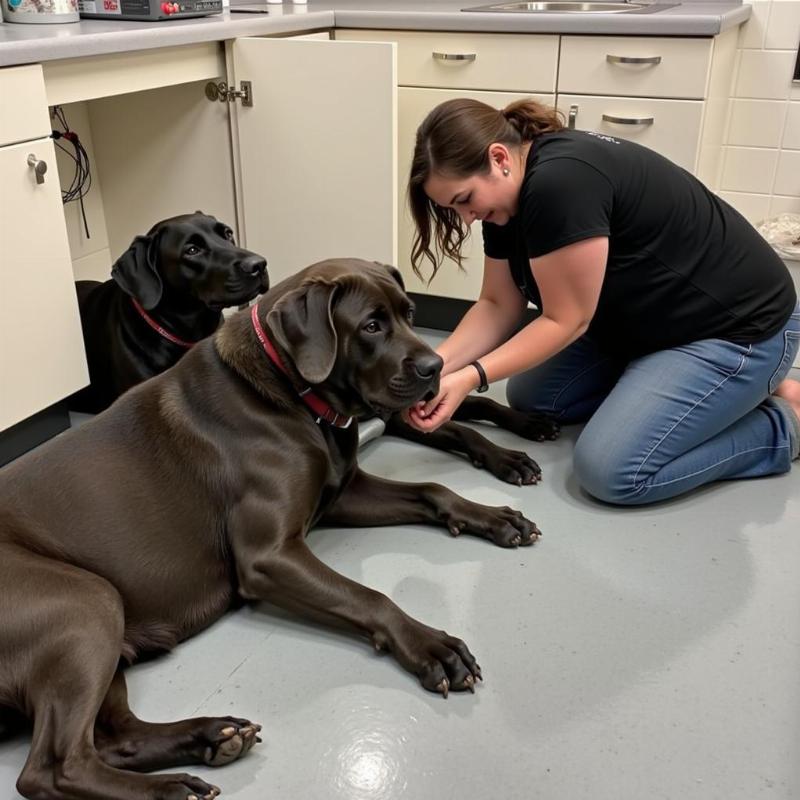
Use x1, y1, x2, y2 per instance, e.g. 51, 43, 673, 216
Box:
68, 212, 268, 414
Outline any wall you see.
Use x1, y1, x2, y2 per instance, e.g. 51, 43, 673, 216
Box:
718, 0, 800, 225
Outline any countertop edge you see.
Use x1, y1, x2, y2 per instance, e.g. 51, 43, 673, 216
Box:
0, 11, 333, 67
0, 3, 752, 69
332, 5, 750, 35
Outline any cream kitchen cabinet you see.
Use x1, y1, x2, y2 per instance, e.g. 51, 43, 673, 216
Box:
557, 30, 739, 185
336, 29, 558, 302
226, 37, 396, 285
0, 65, 89, 435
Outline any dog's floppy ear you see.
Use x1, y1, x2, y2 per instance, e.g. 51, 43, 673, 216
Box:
111, 235, 163, 310
375, 261, 406, 292
266, 281, 338, 385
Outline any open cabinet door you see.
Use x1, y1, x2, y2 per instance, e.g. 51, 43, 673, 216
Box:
230, 38, 397, 284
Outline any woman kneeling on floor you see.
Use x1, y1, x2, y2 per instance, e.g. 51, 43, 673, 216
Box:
404, 97, 800, 505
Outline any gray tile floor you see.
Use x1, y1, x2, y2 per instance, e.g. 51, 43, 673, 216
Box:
1, 341, 798, 800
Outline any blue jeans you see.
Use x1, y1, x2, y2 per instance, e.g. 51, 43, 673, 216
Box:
506, 305, 800, 505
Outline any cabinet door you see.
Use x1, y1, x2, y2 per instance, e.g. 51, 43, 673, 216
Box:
230, 38, 397, 284
0, 138, 89, 430
557, 94, 704, 173
398, 87, 555, 301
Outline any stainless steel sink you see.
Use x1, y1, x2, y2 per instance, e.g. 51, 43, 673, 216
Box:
463, 1, 678, 13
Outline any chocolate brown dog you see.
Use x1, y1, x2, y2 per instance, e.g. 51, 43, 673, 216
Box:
0, 259, 539, 800
69, 212, 268, 414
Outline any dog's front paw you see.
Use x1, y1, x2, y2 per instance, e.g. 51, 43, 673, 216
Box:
473, 446, 541, 485
374, 622, 481, 697
444, 500, 541, 547
507, 410, 561, 442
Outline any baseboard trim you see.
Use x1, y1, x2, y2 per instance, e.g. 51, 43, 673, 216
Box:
0, 402, 71, 467
409, 293, 471, 332
410, 292, 538, 332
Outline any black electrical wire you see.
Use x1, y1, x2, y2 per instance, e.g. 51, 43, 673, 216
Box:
51, 105, 92, 239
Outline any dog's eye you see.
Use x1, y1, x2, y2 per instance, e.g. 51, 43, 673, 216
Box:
224, 229, 235, 241
406, 309, 415, 324
184, 245, 201, 256
363, 321, 381, 334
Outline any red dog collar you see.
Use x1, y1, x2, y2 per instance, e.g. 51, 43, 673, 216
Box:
250, 304, 353, 429
131, 298, 199, 349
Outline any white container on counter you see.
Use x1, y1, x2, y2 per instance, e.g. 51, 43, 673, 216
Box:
2, 0, 79, 22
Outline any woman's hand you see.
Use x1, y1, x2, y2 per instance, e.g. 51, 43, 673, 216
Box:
406, 368, 478, 433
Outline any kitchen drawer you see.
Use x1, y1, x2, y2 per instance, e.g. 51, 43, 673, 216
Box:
559, 36, 713, 100
335, 29, 558, 93
558, 94, 703, 173
0, 65, 51, 148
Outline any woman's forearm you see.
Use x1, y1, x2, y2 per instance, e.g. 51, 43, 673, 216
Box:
468, 314, 587, 386
437, 298, 523, 375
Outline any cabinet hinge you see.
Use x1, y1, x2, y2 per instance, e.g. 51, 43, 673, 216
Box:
205, 80, 253, 107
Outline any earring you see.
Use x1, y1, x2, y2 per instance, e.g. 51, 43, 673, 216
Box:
502, 167, 510, 176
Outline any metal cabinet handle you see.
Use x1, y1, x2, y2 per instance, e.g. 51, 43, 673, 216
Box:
568, 104, 579, 130
27, 154, 48, 185
432, 51, 477, 62
606, 54, 662, 65
602, 113, 654, 125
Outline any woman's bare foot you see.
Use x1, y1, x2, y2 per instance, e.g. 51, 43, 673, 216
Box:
773, 378, 800, 424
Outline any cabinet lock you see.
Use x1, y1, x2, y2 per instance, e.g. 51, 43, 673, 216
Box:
205, 80, 253, 107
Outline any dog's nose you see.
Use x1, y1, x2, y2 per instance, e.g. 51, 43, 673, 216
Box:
413, 352, 443, 380
239, 255, 267, 276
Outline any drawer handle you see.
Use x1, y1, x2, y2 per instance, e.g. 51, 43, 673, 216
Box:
432, 51, 477, 62
568, 103, 579, 130
27, 153, 48, 185
606, 54, 662, 65
602, 113, 654, 126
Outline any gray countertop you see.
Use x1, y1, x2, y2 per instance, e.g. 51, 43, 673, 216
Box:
0, 0, 750, 68
301, 0, 750, 35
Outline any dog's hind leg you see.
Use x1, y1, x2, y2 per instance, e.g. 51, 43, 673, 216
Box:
0, 547, 220, 800
95, 670, 260, 772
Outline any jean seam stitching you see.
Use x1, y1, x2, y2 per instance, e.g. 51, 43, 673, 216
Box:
643, 445, 791, 489
768, 330, 800, 394
631, 346, 750, 492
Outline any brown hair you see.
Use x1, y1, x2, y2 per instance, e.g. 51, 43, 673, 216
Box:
407, 98, 564, 281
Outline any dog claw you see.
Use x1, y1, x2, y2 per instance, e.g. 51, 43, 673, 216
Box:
436, 678, 450, 698
463, 675, 475, 693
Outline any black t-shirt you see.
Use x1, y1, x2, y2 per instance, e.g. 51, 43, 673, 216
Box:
482, 129, 797, 357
